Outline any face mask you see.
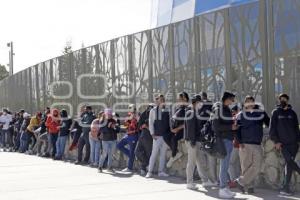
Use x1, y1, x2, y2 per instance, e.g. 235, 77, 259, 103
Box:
280, 101, 288, 108
229, 103, 235, 110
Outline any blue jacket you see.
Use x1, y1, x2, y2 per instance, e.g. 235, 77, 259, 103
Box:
237, 105, 270, 145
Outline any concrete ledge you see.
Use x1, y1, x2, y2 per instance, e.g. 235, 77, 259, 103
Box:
63, 132, 300, 191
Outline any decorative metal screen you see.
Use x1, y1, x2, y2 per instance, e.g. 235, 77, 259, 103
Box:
1, 0, 300, 116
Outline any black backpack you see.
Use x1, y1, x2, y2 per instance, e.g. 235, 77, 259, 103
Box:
200, 118, 227, 159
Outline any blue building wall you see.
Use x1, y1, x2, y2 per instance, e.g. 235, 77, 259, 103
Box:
152, 0, 258, 27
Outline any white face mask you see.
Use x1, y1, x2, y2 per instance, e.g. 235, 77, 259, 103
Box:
228, 103, 236, 110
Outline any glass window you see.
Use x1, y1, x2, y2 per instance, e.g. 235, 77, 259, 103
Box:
171, 0, 195, 23
157, 0, 173, 27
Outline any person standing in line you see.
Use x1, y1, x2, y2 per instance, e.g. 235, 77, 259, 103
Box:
228, 105, 241, 188
13, 110, 25, 151
146, 94, 170, 178
55, 109, 72, 160
75, 106, 96, 165
21, 112, 42, 153
117, 104, 139, 172
35, 108, 50, 157
269, 93, 300, 196
19, 113, 31, 153
212, 91, 237, 199
69, 106, 85, 151
0, 109, 13, 151
166, 92, 189, 168
234, 96, 270, 194
46, 109, 61, 158
197, 92, 219, 187
98, 108, 120, 173
135, 104, 155, 176
184, 94, 211, 190
89, 111, 104, 167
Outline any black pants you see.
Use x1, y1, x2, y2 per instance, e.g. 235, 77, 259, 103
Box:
14, 130, 22, 150
71, 130, 81, 146
282, 144, 300, 188
77, 135, 90, 162
164, 131, 183, 157
135, 132, 153, 171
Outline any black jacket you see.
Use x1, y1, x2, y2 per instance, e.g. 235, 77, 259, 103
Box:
14, 117, 24, 132
59, 118, 73, 137
171, 105, 187, 135
153, 106, 170, 137
212, 102, 235, 140
81, 111, 96, 136
269, 105, 300, 145
184, 107, 202, 142
100, 118, 120, 141
237, 105, 270, 145
138, 107, 152, 129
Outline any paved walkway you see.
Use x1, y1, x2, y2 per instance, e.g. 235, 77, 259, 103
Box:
0, 152, 299, 200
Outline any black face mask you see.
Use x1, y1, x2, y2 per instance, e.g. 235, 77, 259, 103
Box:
280, 101, 288, 108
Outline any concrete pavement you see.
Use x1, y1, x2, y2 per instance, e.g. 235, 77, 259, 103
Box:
0, 152, 299, 200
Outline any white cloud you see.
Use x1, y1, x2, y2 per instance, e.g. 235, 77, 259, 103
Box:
0, 0, 152, 72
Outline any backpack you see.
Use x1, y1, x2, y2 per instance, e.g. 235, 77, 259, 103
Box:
200, 117, 227, 159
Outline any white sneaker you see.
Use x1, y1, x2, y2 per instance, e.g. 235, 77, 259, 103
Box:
167, 152, 183, 168
219, 188, 235, 199
225, 188, 236, 197
158, 171, 169, 177
187, 183, 198, 190
122, 168, 132, 172
140, 170, 146, 176
202, 180, 218, 187
146, 172, 153, 178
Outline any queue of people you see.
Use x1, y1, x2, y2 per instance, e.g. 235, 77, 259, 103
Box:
0, 91, 300, 198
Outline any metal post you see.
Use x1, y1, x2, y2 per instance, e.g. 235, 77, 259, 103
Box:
7, 42, 14, 75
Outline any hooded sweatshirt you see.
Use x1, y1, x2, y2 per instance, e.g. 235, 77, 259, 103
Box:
46, 109, 61, 134
269, 104, 300, 145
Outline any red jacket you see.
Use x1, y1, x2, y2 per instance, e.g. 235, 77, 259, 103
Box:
124, 113, 138, 135
46, 109, 61, 134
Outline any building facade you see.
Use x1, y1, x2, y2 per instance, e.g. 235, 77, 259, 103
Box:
0, 0, 300, 117
150, 0, 259, 28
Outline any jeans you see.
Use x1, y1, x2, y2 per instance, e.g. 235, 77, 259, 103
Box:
117, 134, 138, 170
20, 131, 36, 152
20, 131, 29, 152
99, 140, 116, 169
55, 136, 68, 159
229, 147, 241, 180
89, 137, 101, 165
1, 129, 13, 148
14, 130, 22, 150
48, 134, 58, 157
148, 136, 168, 173
219, 139, 233, 188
